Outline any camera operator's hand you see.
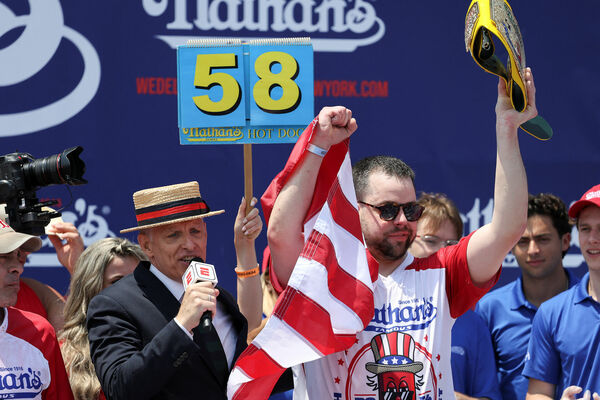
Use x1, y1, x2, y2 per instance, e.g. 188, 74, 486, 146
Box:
47, 222, 84, 276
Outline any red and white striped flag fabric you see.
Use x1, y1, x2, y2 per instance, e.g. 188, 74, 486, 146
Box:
227, 119, 378, 400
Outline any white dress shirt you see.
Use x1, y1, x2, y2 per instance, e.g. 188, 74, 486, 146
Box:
149, 264, 238, 367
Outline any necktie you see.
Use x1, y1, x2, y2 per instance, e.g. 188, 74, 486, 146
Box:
193, 319, 229, 388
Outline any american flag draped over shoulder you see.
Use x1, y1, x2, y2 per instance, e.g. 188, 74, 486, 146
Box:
227, 118, 379, 400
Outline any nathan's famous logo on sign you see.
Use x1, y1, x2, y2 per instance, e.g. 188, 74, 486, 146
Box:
141, 0, 385, 53
0, 0, 101, 137
181, 126, 302, 143
366, 298, 437, 333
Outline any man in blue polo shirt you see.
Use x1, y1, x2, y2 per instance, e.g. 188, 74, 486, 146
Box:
524, 184, 600, 399
476, 193, 578, 400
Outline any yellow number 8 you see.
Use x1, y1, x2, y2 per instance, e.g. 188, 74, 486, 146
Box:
253, 51, 301, 113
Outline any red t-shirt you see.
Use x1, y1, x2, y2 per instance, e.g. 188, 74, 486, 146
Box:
1, 307, 74, 400
15, 279, 48, 319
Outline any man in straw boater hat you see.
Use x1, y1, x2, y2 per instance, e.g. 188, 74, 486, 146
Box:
523, 184, 600, 400
0, 219, 74, 399
86, 181, 266, 399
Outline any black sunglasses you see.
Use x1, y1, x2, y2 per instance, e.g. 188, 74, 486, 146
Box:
358, 201, 424, 222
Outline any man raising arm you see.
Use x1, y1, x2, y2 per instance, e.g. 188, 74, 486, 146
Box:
267, 107, 357, 286
466, 68, 536, 284
268, 68, 538, 289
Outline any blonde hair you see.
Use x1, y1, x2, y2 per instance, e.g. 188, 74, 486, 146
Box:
58, 238, 147, 400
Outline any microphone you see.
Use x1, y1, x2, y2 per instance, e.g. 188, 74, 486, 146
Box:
182, 257, 218, 332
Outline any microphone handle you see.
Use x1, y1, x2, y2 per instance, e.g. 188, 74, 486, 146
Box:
200, 310, 212, 332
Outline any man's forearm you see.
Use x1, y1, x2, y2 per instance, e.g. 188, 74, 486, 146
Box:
467, 124, 527, 285
267, 106, 357, 288
467, 71, 537, 285
267, 150, 325, 287
491, 125, 528, 241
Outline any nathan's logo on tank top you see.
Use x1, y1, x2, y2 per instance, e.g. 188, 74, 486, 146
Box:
141, 0, 386, 53
0, 366, 44, 396
366, 298, 437, 333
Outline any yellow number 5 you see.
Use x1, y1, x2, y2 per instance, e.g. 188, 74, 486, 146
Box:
193, 54, 241, 115
253, 52, 301, 113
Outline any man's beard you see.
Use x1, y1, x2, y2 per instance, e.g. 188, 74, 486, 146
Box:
366, 227, 415, 263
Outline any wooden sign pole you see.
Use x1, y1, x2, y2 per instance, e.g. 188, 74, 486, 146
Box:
243, 143, 253, 215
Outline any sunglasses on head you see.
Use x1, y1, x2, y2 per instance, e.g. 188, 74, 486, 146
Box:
358, 201, 424, 222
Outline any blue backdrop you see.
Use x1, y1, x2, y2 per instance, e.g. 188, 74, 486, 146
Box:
1, 0, 598, 295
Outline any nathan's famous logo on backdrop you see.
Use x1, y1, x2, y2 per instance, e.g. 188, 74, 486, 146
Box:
27, 198, 116, 268
0, 0, 101, 137
463, 198, 584, 268
137, 0, 389, 99
141, 0, 386, 53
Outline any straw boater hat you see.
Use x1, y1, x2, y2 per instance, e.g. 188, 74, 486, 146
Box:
120, 181, 224, 233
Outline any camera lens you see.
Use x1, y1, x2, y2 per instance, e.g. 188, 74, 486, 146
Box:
22, 146, 87, 187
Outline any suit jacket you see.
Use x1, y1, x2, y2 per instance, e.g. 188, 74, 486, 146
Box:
87, 261, 248, 400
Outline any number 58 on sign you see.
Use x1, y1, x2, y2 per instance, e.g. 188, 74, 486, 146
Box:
177, 38, 314, 144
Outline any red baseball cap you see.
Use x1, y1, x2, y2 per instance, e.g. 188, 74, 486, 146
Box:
568, 184, 600, 219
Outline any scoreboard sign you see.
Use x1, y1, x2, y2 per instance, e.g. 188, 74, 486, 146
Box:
177, 38, 314, 144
